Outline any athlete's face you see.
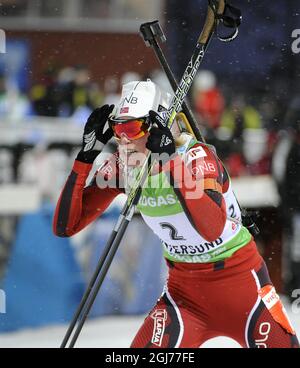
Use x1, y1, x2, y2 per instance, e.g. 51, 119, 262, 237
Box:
117, 132, 149, 167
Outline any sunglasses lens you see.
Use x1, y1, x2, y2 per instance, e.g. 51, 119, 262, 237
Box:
112, 119, 148, 140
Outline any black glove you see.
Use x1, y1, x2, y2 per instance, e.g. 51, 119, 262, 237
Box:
77, 104, 114, 163
146, 110, 176, 162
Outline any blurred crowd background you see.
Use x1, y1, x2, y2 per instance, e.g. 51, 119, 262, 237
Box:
0, 0, 300, 333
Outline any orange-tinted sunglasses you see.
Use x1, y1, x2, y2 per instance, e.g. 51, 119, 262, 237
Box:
109, 117, 150, 141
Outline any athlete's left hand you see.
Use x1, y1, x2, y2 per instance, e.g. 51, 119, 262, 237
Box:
146, 110, 176, 158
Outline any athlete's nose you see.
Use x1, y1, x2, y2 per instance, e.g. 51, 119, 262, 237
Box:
119, 133, 131, 145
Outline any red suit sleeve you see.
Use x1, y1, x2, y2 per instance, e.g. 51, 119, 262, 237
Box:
163, 143, 227, 241
53, 156, 122, 238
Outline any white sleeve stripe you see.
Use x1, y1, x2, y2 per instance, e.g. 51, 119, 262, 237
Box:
244, 269, 262, 347
165, 287, 184, 348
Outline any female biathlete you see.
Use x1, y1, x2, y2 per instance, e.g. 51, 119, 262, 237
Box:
54, 80, 299, 348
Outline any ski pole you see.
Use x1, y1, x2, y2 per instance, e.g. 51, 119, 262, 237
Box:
59, 202, 135, 348
140, 21, 205, 142
64, 203, 137, 348
139, 0, 242, 142
61, 0, 226, 348
140, 17, 259, 238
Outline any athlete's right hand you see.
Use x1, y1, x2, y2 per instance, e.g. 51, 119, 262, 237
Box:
77, 104, 114, 163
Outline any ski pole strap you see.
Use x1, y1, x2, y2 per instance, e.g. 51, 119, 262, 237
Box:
209, 0, 242, 42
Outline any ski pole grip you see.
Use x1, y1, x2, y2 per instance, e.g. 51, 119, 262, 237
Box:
198, 0, 225, 44
140, 21, 166, 47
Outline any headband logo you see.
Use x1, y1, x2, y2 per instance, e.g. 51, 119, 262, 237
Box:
120, 92, 138, 108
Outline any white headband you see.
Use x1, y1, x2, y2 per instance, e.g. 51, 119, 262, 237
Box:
114, 79, 171, 120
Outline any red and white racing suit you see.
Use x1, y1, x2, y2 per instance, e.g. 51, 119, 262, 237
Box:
53, 137, 299, 348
